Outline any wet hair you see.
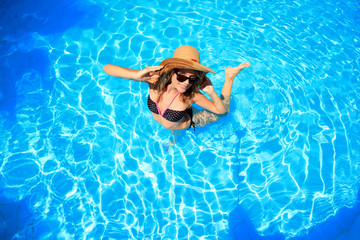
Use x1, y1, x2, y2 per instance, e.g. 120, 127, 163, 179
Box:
153, 68, 207, 104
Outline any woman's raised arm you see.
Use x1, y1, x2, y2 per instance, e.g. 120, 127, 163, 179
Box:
193, 77, 227, 114
103, 64, 163, 82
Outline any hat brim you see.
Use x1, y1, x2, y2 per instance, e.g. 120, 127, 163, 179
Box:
159, 58, 215, 74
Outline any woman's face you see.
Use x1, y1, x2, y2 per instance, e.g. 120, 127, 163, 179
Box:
171, 69, 198, 93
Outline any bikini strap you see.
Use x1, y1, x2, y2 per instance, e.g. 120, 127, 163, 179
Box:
156, 92, 180, 116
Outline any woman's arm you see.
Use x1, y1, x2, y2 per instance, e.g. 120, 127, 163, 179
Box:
193, 77, 227, 114
103, 64, 163, 82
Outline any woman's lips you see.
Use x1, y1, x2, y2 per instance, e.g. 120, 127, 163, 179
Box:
180, 84, 189, 90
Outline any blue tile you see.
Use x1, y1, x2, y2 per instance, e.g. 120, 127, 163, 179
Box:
350, 203, 360, 215
336, 213, 360, 240
335, 206, 357, 230
0, 194, 34, 239
307, 217, 343, 240
307, 227, 325, 240
231, 226, 251, 240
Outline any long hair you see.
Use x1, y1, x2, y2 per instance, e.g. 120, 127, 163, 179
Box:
153, 68, 207, 104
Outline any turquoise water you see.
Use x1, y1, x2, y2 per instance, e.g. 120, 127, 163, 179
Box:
1, 0, 360, 239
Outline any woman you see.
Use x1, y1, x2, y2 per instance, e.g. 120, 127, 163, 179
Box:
103, 46, 250, 130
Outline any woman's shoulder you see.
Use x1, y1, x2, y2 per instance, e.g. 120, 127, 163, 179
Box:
149, 89, 162, 101
192, 91, 212, 105
192, 91, 205, 100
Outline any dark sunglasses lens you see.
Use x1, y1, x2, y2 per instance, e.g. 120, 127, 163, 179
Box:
176, 74, 198, 83
189, 76, 198, 82
177, 74, 187, 82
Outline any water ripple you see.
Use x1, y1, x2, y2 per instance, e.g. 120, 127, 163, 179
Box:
1, 0, 360, 239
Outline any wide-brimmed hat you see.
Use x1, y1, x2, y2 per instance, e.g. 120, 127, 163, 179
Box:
159, 46, 215, 74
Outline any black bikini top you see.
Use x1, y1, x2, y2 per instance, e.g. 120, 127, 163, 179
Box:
147, 94, 186, 122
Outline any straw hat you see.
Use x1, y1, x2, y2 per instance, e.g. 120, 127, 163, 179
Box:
159, 46, 215, 74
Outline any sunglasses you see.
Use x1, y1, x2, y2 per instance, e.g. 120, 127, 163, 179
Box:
175, 72, 199, 84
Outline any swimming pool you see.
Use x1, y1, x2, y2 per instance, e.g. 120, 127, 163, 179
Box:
1, 0, 359, 239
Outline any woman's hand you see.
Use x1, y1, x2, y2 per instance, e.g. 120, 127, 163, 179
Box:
200, 76, 215, 94
133, 66, 163, 81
